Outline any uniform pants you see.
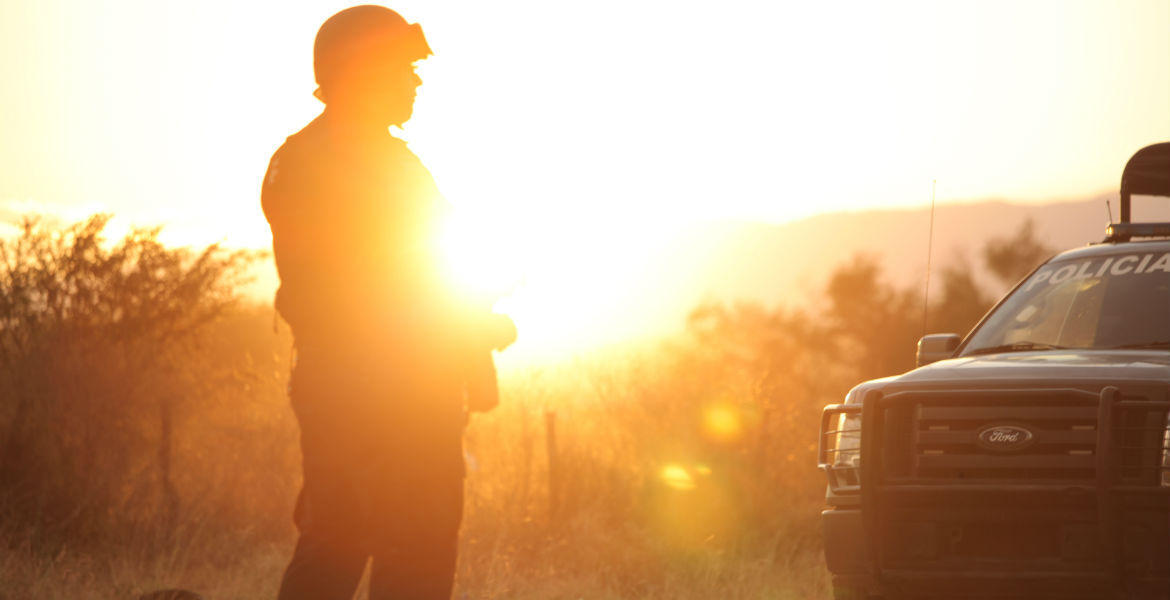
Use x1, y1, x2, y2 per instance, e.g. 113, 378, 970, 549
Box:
276, 347, 465, 600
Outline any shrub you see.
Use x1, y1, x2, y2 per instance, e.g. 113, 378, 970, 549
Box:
0, 215, 258, 547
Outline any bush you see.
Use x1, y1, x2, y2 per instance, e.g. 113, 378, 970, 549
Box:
0, 215, 260, 548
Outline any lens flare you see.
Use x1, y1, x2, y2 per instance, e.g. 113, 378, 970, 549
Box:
702, 403, 742, 443
660, 464, 696, 491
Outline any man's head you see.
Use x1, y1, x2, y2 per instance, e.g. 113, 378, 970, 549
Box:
313, 5, 432, 127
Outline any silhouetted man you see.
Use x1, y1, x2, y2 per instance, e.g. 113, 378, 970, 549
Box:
262, 6, 512, 599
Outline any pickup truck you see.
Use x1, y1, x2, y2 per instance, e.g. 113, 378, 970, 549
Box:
818, 142, 1170, 599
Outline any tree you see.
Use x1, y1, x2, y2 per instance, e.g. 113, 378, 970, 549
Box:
0, 215, 256, 542
982, 219, 1055, 288
822, 254, 921, 381
928, 254, 995, 336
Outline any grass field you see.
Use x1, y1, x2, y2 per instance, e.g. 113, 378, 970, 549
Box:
0, 531, 829, 600
0, 337, 836, 599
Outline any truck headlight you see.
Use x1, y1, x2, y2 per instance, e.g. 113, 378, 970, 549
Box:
836, 413, 861, 467
819, 405, 862, 491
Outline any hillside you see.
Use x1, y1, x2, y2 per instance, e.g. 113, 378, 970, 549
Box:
693, 195, 1117, 305
605, 194, 1138, 345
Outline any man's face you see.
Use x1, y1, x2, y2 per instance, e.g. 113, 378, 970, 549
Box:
365, 55, 422, 127
335, 46, 423, 127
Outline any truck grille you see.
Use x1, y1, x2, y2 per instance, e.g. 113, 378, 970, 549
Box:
1117, 404, 1170, 487
868, 388, 1170, 486
910, 401, 1098, 482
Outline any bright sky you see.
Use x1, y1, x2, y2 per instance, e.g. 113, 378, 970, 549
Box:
1, 0, 1168, 363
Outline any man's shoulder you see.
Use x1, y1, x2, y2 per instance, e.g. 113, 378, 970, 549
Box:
264, 117, 333, 189
272, 117, 330, 163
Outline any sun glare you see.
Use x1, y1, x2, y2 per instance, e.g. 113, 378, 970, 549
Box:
437, 211, 525, 303
432, 180, 700, 364
660, 464, 697, 491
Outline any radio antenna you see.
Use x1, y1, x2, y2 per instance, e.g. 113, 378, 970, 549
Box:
1105, 198, 1114, 223
921, 180, 937, 338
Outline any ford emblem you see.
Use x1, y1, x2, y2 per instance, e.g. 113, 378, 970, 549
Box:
975, 424, 1035, 451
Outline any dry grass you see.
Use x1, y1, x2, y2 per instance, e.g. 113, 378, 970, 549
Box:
0, 339, 835, 599
0, 536, 827, 600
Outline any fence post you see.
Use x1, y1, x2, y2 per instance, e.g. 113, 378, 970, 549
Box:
545, 409, 559, 522
159, 395, 179, 531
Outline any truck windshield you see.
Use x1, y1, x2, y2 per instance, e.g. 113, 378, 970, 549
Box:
961, 248, 1170, 356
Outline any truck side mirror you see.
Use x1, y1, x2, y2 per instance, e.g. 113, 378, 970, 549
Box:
917, 333, 961, 366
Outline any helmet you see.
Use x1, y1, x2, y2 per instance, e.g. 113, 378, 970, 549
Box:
313, 5, 432, 98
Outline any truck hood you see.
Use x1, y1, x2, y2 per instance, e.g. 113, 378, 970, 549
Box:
844, 350, 1169, 403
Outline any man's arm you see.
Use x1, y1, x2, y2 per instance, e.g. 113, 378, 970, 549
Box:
262, 144, 337, 338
